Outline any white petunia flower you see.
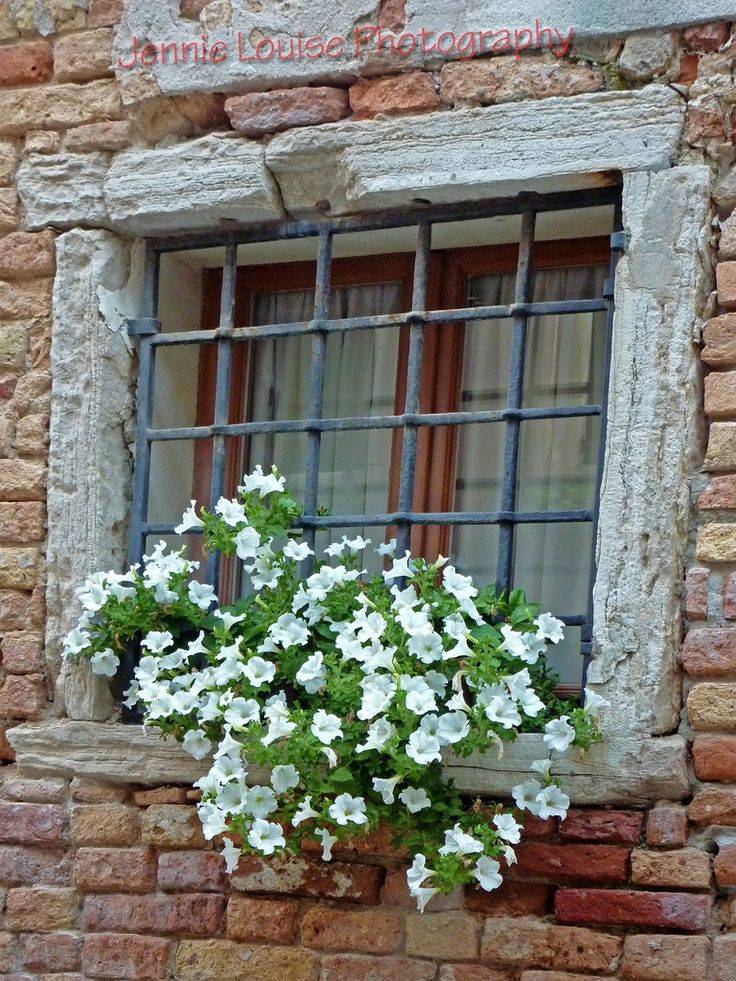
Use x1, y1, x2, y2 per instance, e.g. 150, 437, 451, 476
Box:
535, 612, 565, 644
536, 784, 570, 819
292, 795, 319, 826
90, 649, 119, 677
214, 610, 246, 631
405, 728, 442, 765
314, 826, 338, 861
220, 837, 241, 875
355, 717, 396, 754
400, 675, 437, 715
377, 538, 397, 557
243, 656, 276, 689
358, 675, 396, 721
271, 764, 300, 793
438, 824, 484, 856
493, 812, 522, 844
224, 697, 260, 729
530, 758, 552, 780
483, 694, 522, 730
247, 818, 286, 855
328, 793, 367, 826
320, 746, 339, 769
408, 631, 444, 664
182, 729, 212, 760
240, 464, 285, 498
215, 497, 247, 527
472, 855, 502, 892
442, 566, 477, 602
188, 581, 216, 610
310, 709, 343, 745
283, 539, 314, 562
244, 785, 278, 819
175, 500, 205, 534
383, 551, 414, 582
63, 627, 91, 657
295, 651, 327, 694
399, 787, 431, 813
197, 801, 229, 840
234, 525, 261, 561
437, 711, 470, 746
543, 716, 576, 753
511, 779, 543, 816
372, 774, 402, 804
141, 630, 174, 654
583, 688, 610, 716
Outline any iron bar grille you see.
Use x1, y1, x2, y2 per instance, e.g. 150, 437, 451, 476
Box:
122, 187, 624, 721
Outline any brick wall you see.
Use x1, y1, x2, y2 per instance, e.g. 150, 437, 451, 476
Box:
0, 5, 734, 978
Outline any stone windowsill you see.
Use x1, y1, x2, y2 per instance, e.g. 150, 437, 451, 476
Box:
6, 720, 688, 806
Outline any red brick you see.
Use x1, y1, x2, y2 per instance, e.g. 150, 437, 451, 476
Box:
465, 879, 551, 916
0, 591, 31, 631
70, 777, 128, 804
622, 934, 711, 980
714, 934, 736, 981
520, 815, 557, 837
132, 786, 189, 806
0, 845, 71, 885
480, 918, 621, 972
74, 847, 156, 893
322, 954, 437, 981
83, 892, 225, 935
555, 888, 711, 930
157, 850, 226, 892
513, 842, 629, 883
0, 803, 67, 845
702, 313, 736, 367
631, 848, 712, 889
2, 774, 66, 802
1, 632, 44, 673
349, 72, 439, 119
715, 844, 736, 887
684, 567, 709, 620
683, 21, 731, 52
82, 933, 171, 979
0, 231, 55, 281
0, 674, 45, 717
725, 572, 736, 619
88, 0, 124, 27
0, 42, 53, 86
693, 735, 736, 782
71, 805, 140, 846
519, 974, 603, 981
647, 805, 688, 847
226, 896, 298, 944
0, 932, 16, 972
6, 887, 79, 931
54, 29, 113, 83
232, 854, 382, 904
442, 969, 513, 981
682, 627, 736, 675
0, 724, 14, 761
406, 911, 480, 960
689, 786, 736, 826
717, 262, 736, 311
225, 87, 349, 137
301, 906, 402, 954
0, 499, 46, 540
559, 809, 644, 845
21, 933, 80, 972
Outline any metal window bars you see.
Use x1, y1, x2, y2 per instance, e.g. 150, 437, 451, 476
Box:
122, 186, 624, 721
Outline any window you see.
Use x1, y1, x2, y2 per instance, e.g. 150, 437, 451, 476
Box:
129, 189, 620, 715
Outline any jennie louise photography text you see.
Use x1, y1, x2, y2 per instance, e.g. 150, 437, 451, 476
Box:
117, 21, 576, 68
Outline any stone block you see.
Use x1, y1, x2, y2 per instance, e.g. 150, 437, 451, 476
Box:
17, 153, 109, 230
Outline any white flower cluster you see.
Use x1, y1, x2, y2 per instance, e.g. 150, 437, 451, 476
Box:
62, 465, 607, 910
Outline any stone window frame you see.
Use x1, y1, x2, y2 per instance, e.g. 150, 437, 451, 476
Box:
7, 85, 712, 804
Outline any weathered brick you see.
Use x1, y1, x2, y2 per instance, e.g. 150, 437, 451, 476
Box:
717, 262, 736, 311
175, 939, 319, 980
519, 814, 557, 838
0, 547, 39, 589
647, 805, 688, 847
0, 932, 15, 972
0, 323, 25, 370
514, 842, 629, 883
54, 29, 113, 83
0, 501, 45, 544
0, 80, 122, 136
465, 880, 551, 917
683, 21, 731, 52
519, 974, 603, 981
299, 906, 401, 955
226, 895, 298, 944
1, 631, 44, 672
322, 955, 438, 981
704, 422, 736, 471
70, 777, 128, 804
555, 888, 711, 930
0, 722, 14, 760
88, 0, 125, 27
301, 824, 406, 863
405, 910, 480, 960
14, 414, 48, 456
0, 187, 19, 232
232, 854, 382, 904
225, 87, 349, 137
0, 280, 52, 319
690, 786, 736, 825
380, 867, 462, 910
558, 809, 643, 845
687, 682, 736, 731
480, 918, 620, 972
705, 370, 736, 418
25, 130, 60, 154
132, 786, 189, 806
693, 735, 736, 782
703, 313, 736, 367
0, 591, 31, 630
619, 31, 677, 81
2, 773, 65, 802
0, 674, 45, 717
11, 369, 51, 415
0, 231, 55, 282
74, 847, 156, 893
631, 848, 711, 889
64, 120, 131, 153
71, 805, 140, 846
349, 72, 439, 119
0, 460, 45, 501
0, 42, 53, 86
140, 803, 205, 848
714, 934, 736, 981
696, 523, 736, 562
684, 567, 709, 621
21, 932, 80, 972
714, 844, 736, 887
6, 887, 79, 931
622, 934, 711, 980
0, 845, 71, 885
700, 475, 736, 510
83, 892, 225, 935
0, 141, 16, 186
158, 850, 226, 892
82, 933, 171, 980
441, 57, 603, 107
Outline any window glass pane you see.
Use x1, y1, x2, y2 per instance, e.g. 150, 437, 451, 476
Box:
517, 417, 600, 513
